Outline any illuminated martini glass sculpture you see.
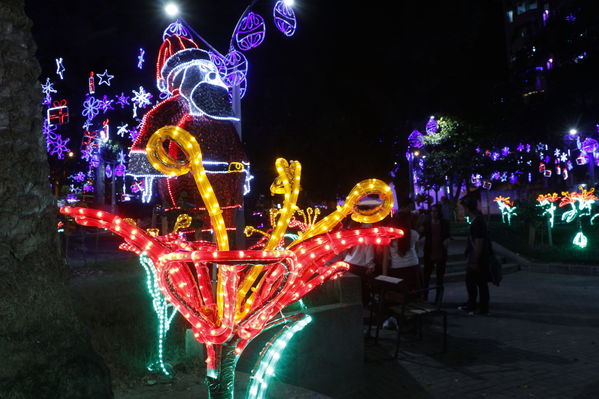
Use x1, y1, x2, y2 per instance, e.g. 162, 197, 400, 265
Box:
61, 126, 402, 398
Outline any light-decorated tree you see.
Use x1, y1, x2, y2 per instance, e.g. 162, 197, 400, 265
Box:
418, 115, 493, 204
0, 1, 112, 397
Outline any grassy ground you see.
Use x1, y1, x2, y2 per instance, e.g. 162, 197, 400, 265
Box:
452, 216, 599, 265
68, 259, 196, 390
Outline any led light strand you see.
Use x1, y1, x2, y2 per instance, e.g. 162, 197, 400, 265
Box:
247, 315, 312, 399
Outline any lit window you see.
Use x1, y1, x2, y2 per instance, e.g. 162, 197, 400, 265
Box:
507, 10, 514, 23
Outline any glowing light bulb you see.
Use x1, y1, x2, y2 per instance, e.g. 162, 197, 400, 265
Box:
164, 3, 179, 17
284, 0, 294, 6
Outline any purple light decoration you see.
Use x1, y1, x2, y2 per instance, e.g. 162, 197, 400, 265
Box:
475, 147, 481, 153
501, 147, 510, 157
543, 10, 550, 25
425, 116, 438, 134
209, 51, 228, 81
509, 173, 519, 184
66, 193, 78, 203
491, 172, 500, 180
82, 95, 100, 121
48, 136, 71, 160
546, 58, 553, 70
516, 143, 525, 152
42, 119, 57, 151
99, 95, 114, 113
273, 1, 297, 37
565, 13, 576, 22
223, 49, 248, 97
235, 12, 266, 51
582, 138, 598, 154
408, 130, 424, 148
162, 20, 191, 41
491, 152, 500, 161
114, 164, 126, 177
137, 48, 145, 69
72, 172, 86, 182
115, 92, 130, 108
83, 182, 94, 193
42, 93, 52, 106
105, 164, 113, 179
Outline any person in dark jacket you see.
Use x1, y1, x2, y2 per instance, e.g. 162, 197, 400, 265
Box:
421, 204, 450, 302
459, 196, 490, 315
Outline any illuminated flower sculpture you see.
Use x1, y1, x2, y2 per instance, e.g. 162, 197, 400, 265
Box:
493, 196, 517, 225
536, 193, 560, 229
559, 187, 599, 248
62, 126, 401, 399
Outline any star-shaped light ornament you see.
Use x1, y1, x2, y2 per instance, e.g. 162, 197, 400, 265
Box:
97, 69, 114, 86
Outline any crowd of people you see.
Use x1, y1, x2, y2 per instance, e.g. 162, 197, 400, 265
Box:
341, 196, 492, 317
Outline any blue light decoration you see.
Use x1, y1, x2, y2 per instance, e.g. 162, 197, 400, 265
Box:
234, 12, 266, 51
224, 48, 249, 98
137, 48, 145, 69
273, 0, 297, 37
131, 86, 153, 117
247, 315, 312, 399
41, 77, 57, 95
139, 254, 177, 376
82, 95, 100, 121
48, 135, 71, 160
115, 92, 131, 109
408, 130, 424, 148
425, 116, 438, 134
99, 95, 115, 113
116, 123, 129, 138
55, 57, 65, 79
96, 69, 114, 86
162, 19, 191, 41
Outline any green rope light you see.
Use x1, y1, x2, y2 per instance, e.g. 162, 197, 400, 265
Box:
140, 253, 178, 376
247, 315, 312, 399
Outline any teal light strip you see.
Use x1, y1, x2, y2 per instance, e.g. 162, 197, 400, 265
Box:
140, 253, 178, 376
247, 315, 312, 399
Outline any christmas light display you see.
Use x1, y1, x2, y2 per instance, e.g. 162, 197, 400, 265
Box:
247, 314, 311, 399
138, 48, 145, 69
41, 77, 57, 95
139, 254, 177, 376
493, 196, 517, 225
46, 99, 69, 125
131, 86, 153, 117
88, 71, 95, 94
536, 193, 560, 229
117, 123, 129, 138
559, 187, 599, 249
115, 92, 131, 109
97, 69, 114, 86
273, 1, 297, 37
55, 57, 65, 79
234, 12, 266, 51
61, 123, 401, 398
82, 95, 100, 121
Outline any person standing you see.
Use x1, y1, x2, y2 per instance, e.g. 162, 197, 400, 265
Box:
422, 204, 450, 302
459, 196, 490, 315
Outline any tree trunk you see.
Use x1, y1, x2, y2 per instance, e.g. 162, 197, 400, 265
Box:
0, 2, 112, 397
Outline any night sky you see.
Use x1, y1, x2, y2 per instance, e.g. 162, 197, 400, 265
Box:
26, 0, 506, 204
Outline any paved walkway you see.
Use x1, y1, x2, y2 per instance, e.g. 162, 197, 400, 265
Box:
364, 271, 599, 399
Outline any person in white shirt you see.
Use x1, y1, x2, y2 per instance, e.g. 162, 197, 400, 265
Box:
382, 212, 423, 293
343, 222, 375, 305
